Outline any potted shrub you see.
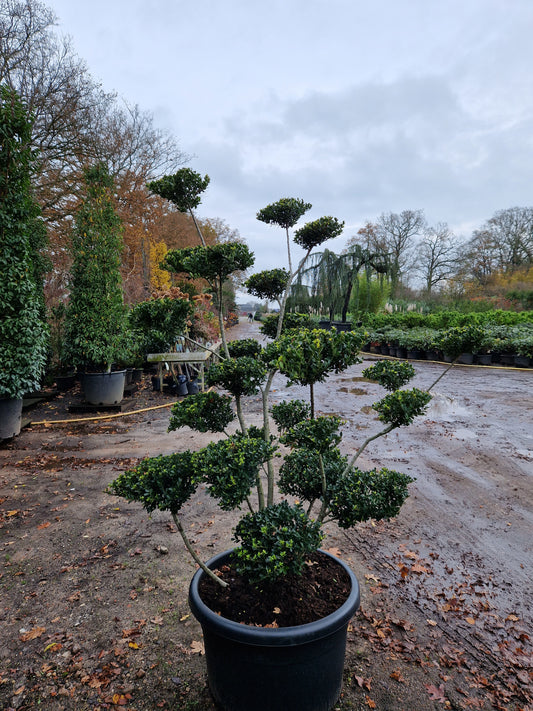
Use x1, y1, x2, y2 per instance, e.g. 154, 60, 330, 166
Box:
0, 87, 49, 438
63, 163, 128, 406
476, 326, 498, 366
108, 198, 435, 711
397, 328, 425, 359
511, 329, 533, 367
127, 289, 194, 388
437, 325, 485, 365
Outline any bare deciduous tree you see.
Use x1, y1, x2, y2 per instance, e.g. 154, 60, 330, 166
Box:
416, 222, 460, 295
1, 0, 189, 302
456, 229, 500, 287
454, 207, 533, 292
484, 207, 533, 273
375, 209, 426, 296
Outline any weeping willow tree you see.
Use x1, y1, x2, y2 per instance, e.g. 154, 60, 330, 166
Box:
350, 265, 391, 315
289, 245, 391, 321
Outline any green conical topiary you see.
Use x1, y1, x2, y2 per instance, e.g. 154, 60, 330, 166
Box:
0, 86, 48, 400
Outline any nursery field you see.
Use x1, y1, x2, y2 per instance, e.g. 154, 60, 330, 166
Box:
0, 319, 531, 710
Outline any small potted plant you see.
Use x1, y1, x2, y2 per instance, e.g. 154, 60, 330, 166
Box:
127, 288, 194, 390
0, 87, 49, 438
108, 197, 436, 711
511, 330, 533, 367
63, 163, 128, 406
437, 324, 485, 365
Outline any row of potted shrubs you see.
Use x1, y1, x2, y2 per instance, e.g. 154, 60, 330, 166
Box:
261, 312, 533, 366
357, 308, 533, 330
363, 323, 533, 366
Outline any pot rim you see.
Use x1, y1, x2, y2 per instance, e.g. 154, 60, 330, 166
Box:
79, 370, 126, 377
189, 548, 360, 647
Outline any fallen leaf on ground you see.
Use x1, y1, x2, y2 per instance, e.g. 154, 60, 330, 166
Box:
20, 626, 46, 641
190, 640, 205, 654
426, 683, 447, 702
354, 676, 371, 691
365, 573, 380, 583
390, 670, 406, 683
411, 563, 431, 574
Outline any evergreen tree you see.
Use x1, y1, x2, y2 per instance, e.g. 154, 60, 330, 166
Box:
0, 85, 48, 399
64, 163, 126, 371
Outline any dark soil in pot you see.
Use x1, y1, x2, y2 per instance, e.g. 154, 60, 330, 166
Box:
198, 550, 351, 627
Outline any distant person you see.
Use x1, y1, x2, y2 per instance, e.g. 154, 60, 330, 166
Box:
248, 312, 253, 323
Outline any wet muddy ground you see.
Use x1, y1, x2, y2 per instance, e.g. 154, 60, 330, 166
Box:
0, 319, 531, 710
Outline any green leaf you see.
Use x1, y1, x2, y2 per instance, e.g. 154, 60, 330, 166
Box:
372, 388, 432, 427
331, 467, 414, 528
233, 502, 323, 583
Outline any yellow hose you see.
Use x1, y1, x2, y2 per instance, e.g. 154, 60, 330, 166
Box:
29, 386, 216, 426
361, 351, 533, 370
30, 401, 174, 426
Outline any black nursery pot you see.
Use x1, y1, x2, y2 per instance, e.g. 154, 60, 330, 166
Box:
188, 549, 360, 711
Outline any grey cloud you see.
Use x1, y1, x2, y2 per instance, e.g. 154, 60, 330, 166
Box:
189, 68, 533, 270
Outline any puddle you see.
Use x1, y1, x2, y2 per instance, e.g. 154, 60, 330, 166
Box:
426, 392, 471, 420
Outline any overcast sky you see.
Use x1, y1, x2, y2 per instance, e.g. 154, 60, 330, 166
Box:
45, 0, 533, 275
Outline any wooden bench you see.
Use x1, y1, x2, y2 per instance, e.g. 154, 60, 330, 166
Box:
147, 343, 221, 392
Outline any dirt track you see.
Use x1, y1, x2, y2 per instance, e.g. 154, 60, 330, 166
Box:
0, 319, 532, 710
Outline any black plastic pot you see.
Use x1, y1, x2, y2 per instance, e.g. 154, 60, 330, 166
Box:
457, 352, 474, 365
189, 549, 360, 711
0, 397, 23, 439
177, 374, 188, 396
499, 353, 514, 366
514, 355, 530, 368
406, 349, 422, 360
476, 353, 492, 366
187, 379, 200, 395
331, 321, 352, 332
79, 370, 126, 406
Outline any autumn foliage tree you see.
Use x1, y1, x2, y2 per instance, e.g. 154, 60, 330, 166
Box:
1, 0, 188, 305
